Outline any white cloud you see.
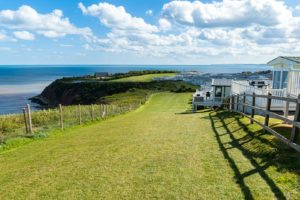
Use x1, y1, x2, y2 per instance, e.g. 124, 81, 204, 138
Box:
81, 0, 300, 61
145, 10, 153, 16
161, 0, 292, 28
159, 18, 171, 31
13, 31, 35, 40
0, 5, 93, 38
79, 2, 158, 33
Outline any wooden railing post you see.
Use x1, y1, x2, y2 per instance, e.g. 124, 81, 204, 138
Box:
225, 98, 229, 109
242, 92, 246, 114
264, 93, 272, 132
26, 104, 33, 134
22, 108, 29, 134
284, 93, 290, 118
236, 94, 240, 111
78, 104, 82, 125
91, 104, 95, 120
251, 92, 256, 124
59, 104, 63, 130
102, 105, 106, 118
232, 96, 235, 111
291, 94, 300, 143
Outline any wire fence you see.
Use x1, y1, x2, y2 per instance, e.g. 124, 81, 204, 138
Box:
0, 97, 148, 144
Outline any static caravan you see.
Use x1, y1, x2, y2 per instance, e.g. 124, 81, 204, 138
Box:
211, 79, 232, 102
267, 56, 300, 97
192, 79, 232, 111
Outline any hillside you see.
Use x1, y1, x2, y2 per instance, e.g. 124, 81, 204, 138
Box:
34, 72, 195, 106
0, 93, 299, 199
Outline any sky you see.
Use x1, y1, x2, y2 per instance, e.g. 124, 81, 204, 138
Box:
0, 0, 300, 65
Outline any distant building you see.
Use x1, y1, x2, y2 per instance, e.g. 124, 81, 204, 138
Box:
192, 56, 300, 114
94, 72, 109, 79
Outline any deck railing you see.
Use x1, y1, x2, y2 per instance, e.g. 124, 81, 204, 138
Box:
223, 93, 300, 152
231, 80, 287, 110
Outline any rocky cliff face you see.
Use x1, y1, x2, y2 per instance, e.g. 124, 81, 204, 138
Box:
34, 78, 197, 106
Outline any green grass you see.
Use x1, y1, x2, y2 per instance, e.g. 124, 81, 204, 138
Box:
0, 102, 143, 145
110, 73, 176, 82
0, 93, 299, 199
98, 89, 151, 106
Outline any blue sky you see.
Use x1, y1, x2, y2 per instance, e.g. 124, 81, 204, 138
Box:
0, 0, 300, 65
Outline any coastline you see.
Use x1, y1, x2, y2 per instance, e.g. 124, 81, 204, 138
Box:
0, 65, 272, 114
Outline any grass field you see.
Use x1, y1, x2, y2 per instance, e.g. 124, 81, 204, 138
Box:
0, 93, 299, 199
110, 73, 176, 82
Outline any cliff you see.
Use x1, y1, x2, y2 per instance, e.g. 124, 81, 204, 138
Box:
33, 78, 197, 106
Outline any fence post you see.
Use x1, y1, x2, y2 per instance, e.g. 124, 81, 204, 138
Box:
91, 104, 95, 120
236, 94, 240, 111
251, 92, 256, 124
102, 105, 106, 118
231, 96, 235, 111
22, 108, 29, 134
59, 104, 63, 130
242, 92, 246, 114
264, 93, 272, 132
291, 94, 300, 143
284, 93, 290, 118
26, 104, 33, 134
78, 104, 82, 125
225, 97, 230, 110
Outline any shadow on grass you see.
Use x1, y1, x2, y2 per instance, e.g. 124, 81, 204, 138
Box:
175, 109, 213, 115
175, 111, 195, 115
208, 110, 300, 200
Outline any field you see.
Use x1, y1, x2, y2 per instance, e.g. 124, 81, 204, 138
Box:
0, 93, 299, 199
110, 73, 176, 82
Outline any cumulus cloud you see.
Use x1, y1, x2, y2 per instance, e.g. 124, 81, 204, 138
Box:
159, 18, 171, 31
1, 0, 300, 63
161, 0, 292, 28
78, 1, 255, 58
79, 2, 158, 33
0, 5, 93, 38
13, 31, 35, 40
80, 0, 300, 61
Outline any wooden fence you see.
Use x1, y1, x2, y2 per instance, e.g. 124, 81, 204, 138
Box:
22, 104, 117, 135
223, 93, 300, 152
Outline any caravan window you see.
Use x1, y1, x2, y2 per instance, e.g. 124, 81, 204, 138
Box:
273, 70, 288, 89
215, 86, 222, 97
273, 71, 281, 89
281, 71, 288, 89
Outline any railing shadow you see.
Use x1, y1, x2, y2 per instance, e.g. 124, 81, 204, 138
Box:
208, 110, 295, 200
175, 109, 211, 115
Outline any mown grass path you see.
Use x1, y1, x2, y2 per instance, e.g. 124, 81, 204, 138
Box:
110, 73, 175, 82
0, 93, 299, 199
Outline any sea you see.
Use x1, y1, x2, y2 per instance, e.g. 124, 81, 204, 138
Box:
0, 64, 271, 114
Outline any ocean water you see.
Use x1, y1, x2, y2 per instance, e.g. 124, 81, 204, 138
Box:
0, 64, 271, 114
